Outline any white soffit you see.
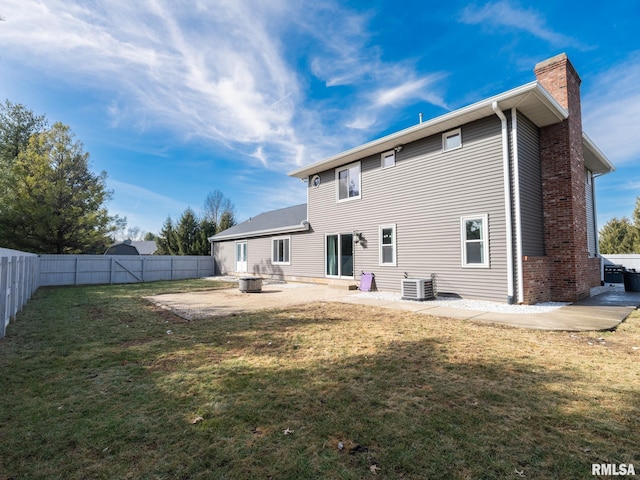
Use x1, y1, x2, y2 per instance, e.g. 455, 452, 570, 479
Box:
583, 133, 615, 175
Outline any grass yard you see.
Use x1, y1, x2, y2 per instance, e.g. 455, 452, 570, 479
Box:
1, 280, 638, 479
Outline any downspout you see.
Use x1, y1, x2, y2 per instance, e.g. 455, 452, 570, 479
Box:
511, 108, 524, 303
492, 101, 515, 304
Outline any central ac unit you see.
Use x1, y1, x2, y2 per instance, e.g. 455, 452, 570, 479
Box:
401, 278, 435, 301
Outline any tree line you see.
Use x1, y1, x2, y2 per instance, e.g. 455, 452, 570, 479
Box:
153, 190, 236, 256
0, 100, 236, 255
599, 197, 640, 254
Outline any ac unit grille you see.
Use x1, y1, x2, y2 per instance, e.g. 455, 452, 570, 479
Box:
401, 277, 436, 301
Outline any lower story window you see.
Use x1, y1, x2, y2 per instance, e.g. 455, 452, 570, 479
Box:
461, 214, 489, 267
379, 224, 396, 266
272, 237, 290, 265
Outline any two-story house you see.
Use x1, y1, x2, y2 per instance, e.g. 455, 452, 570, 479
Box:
210, 53, 614, 304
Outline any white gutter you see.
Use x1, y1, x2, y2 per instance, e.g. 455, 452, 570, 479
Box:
209, 221, 310, 242
511, 108, 524, 303
492, 101, 515, 304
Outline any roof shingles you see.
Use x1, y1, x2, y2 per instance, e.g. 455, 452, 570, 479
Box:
209, 204, 308, 241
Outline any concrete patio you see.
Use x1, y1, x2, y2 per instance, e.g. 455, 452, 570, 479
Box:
146, 280, 640, 332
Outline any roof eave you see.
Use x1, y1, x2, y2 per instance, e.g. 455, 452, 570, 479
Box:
288, 81, 568, 179
583, 133, 615, 175
209, 221, 310, 242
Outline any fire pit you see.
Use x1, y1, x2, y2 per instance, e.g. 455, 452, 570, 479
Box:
238, 276, 263, 293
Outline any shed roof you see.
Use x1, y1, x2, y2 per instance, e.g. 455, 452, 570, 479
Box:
209, 204, 308, 242
105, 240, 158, 255
288, 81, 614, 178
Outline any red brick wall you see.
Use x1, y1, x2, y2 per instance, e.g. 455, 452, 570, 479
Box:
529, 53, 600, 302
522, 256, 551, 304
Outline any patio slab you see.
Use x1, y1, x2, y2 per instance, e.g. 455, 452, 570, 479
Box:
148, 280, 639, 331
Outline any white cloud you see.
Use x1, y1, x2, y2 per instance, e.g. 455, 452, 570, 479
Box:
583, 52, 640, 166
0, 0, 303, 166
105, 178, 190, 233
0, 0, 448, 173
373, 74, 448, 108
458, 1, 588, 49
108, 179, 185, 212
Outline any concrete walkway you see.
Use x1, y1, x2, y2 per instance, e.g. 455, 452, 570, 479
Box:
338, 285, 640, 331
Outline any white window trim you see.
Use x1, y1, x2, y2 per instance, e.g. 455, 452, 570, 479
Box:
460, 214, 489, 268
381, 150, 396, 169
379, 224, 397, 266
272, 236, 291, 265
442, 128, 462, 152
325, 233, 354, 279
335, 161, 361, 202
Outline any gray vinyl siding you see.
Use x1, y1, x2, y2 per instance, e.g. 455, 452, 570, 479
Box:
516, 113, 545, 256
308, 116, 509, 301
213, 232, 320, 280
213, 241, 235, 275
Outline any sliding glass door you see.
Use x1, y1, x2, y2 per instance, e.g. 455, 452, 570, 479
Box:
326, 233, 353, 278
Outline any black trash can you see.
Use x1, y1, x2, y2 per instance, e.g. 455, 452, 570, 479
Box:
623, 269, 640, 292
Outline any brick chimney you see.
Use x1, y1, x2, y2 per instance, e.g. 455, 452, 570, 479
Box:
534, 53, 599, 301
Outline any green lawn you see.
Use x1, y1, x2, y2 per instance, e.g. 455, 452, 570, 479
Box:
1, 280, 638, 479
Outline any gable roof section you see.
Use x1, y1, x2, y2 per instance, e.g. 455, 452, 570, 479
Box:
288, 81, 613, 178
209, 203, 308, 242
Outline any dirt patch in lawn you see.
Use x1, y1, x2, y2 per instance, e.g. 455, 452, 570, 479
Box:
144, 283, 358, 320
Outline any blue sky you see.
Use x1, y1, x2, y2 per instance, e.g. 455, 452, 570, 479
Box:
1, 0, 639, 237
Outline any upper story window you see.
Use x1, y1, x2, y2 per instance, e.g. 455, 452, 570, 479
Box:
272, 236, 290, 265
381, 150, 396, 169
336, 162, 361, 202
443, 128, 462, 152
461, 214, 489, 268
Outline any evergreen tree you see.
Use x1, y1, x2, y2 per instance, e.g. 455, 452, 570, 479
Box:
599, 217, 636, 254
198, 217, 217, 255
174, 208, 201, 255
218, 210, 236, 233
0, 100, 48, 170
157, 217, 179, 255
633, 197, 640, 252
599, 196, 640, 254
0, 122, 119, 253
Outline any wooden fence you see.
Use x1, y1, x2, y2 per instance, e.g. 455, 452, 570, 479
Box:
1, 252, 215, 339
1, 249, 40, 339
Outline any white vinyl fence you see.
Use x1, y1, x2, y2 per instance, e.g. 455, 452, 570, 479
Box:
1, 252, 215, 339
38, 255, 214, 286
601, 254, 640, 272
1, 248, 40, 339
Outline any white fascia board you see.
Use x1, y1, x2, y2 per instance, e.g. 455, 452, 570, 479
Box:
208, 222, 309, 243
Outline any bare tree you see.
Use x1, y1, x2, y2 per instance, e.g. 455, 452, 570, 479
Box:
203, 189, 236, 233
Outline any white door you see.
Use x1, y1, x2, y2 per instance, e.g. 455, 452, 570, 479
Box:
235, 241, 247, 273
